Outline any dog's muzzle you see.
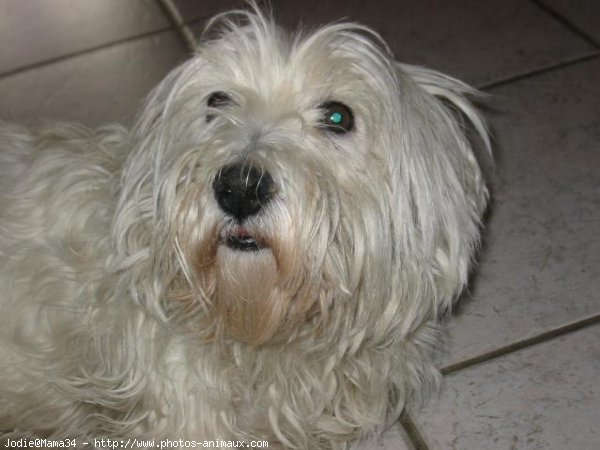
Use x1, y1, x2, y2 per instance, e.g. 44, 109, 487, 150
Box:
213, 163, 275, 250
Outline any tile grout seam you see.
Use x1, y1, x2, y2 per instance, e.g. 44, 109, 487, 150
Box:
530, 0, 600, 49
156, 0, 198, 52
441, 312, 600, 375
0, 27, 177, 81
477, 51, 600, 90
0, 0, 205, 81
402, 314, 600, 446
399, 411, 431, 450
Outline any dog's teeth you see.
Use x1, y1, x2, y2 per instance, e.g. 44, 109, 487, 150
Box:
226, 234, 261, 251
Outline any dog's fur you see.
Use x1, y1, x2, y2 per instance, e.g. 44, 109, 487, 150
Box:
0, 6, 489, 449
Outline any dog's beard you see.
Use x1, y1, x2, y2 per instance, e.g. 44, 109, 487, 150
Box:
180, 203, 325, 345
215, 246, 283, 344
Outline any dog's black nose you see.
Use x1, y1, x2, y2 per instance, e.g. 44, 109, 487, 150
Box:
212, 163, 275, 221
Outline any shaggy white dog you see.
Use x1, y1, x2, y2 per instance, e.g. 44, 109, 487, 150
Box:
0, 5, 489, 449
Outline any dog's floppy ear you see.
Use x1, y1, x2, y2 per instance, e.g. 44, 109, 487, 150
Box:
397, 62, 491, 155
398, 63, 493, 173
397, 61, 491, 218
392, 62, 491, 314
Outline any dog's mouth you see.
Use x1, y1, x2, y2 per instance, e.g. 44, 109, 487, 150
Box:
221, 225, 267, 252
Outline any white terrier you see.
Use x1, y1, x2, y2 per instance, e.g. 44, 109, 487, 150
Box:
0, 6, 489, 449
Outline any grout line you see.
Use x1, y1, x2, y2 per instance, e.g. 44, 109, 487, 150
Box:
441, 312, 600, 375
0, 27, 174, 81
402, 314, 600, 445
531, 0, 600, 48
185, 16, 208, 30
156, 0, 198, 52
477, 51, 600, 90
399, 411, 430, 450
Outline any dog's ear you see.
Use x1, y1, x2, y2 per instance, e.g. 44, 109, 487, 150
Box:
393, 62, 491, 314
397, 62, 491, 218
397, 62, 491, 158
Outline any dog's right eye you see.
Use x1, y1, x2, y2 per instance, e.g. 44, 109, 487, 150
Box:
207, 92, 235, 122
319, 101, 354, 134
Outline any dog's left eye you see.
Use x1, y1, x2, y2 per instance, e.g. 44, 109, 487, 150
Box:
319, 101, 354, 134
207, 91, 235, 122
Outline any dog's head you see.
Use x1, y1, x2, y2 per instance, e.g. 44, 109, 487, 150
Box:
115, 7, 489, 346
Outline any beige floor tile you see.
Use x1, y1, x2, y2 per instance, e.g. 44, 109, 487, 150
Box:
0, 0, 170, 75
0, 32, 187, 126
414, 324, 600, 449
539, 0, 600, 44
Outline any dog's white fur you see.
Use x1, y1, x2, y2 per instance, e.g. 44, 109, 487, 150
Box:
0, 6, 489, 449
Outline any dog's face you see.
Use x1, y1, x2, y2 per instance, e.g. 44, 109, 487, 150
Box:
117, 11, 488, 346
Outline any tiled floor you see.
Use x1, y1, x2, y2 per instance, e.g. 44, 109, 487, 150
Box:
1, 1, 599, 449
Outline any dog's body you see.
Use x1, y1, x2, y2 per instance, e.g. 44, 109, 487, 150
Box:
0, 7, 489, 449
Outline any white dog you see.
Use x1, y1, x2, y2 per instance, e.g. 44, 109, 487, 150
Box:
0, 5, 489, 449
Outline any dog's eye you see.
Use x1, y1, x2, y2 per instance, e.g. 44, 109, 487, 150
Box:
207, 91, 235, 122
319, 101, 354, 134
208, 91, 234, 108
